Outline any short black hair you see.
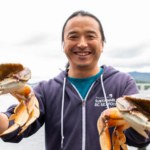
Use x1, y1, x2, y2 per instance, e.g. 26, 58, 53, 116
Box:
62, 10, 106, 44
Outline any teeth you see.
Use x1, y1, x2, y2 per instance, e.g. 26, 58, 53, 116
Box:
77, 53, 89, 56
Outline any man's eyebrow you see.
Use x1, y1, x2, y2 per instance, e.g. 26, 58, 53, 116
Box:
68, 31, 78, 35
67, 30, 97, 35
86, 30, 97, 34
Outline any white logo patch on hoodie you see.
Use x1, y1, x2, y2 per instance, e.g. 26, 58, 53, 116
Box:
94, 94, 116, 108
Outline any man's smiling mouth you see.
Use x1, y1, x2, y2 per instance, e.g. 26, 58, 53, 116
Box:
75, 52, 91, 56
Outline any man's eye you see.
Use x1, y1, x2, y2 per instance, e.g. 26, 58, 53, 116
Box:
87, 35, 94, 38
69, 36, 77, 39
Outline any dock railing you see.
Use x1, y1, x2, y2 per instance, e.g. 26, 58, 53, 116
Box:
136, 83, 150, 93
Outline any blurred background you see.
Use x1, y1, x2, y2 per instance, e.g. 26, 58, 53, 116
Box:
0, 0, 150, 83
0, 0, 150, 149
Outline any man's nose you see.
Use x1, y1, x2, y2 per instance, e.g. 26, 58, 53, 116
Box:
77, 37, 88, 49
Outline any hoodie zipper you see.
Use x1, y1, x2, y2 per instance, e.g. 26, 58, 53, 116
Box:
71, 82, 95, 150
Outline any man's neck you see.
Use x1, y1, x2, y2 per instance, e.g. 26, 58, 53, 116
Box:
68, 66, 100, 78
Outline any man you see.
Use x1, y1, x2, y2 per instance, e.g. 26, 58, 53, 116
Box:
0, 10, 150, 150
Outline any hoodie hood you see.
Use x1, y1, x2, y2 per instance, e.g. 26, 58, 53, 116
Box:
101, 65, 119, 80
54, 65, 119, 84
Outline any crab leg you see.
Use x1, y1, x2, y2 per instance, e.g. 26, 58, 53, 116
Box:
97, 107, 130, 150
11, 84, 33, 101
97, 114, 111, 150
0, 84, 39, 136
0, 101, 29, 136
112, 123, 130, 150
98, 107, 124, 133
18, 97, 40, 135
0, 95, 38, 136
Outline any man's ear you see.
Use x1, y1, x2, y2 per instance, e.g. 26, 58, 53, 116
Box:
62, 42, 65, 52
101, 41, 104, 52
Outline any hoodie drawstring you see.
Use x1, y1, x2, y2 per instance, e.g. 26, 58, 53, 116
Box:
61, 77, 66, 149
100, 74, 109, 109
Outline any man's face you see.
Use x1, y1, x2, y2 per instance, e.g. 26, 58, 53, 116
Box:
63, 15, 104, 70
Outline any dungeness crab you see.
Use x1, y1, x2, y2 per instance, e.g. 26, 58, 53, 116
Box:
97, 94, 150, 150
0, 63, 40, 136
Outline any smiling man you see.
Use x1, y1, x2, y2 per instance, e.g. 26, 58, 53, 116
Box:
0, 10, 150, 150
63, 15, 104, 78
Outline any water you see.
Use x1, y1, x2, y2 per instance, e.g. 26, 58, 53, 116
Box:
0, 94, 149, 150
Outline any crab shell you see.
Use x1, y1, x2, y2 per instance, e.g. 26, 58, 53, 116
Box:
0, 63, 31, 95
0, 63, 40, 136
116, 94, 150, 138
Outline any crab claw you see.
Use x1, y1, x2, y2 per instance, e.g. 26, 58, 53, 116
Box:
112, 123, 130, 150
0, 101, 29, 136
97, 107, 129, 150
18, 97, 40, 135
0, 87, 40, 136
97, 111, 111, 150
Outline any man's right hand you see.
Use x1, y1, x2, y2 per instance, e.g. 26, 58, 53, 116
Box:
0, 112, 9, 135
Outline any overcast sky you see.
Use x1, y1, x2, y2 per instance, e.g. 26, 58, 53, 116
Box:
0, 0, 150, 82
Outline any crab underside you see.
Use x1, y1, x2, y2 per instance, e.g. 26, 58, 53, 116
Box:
0, 63, 40, 136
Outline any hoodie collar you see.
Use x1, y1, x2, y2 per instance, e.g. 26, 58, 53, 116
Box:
54, 65, 119, 84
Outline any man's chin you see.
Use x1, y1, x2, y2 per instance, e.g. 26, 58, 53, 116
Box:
76, 64, 90, 68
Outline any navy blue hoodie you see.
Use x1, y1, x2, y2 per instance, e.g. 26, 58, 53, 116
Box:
1, 65, 150, 150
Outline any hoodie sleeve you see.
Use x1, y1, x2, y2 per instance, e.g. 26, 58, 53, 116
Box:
122, 75, 139, 95
0, 81, 46, 143
122, 75, 150, 148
